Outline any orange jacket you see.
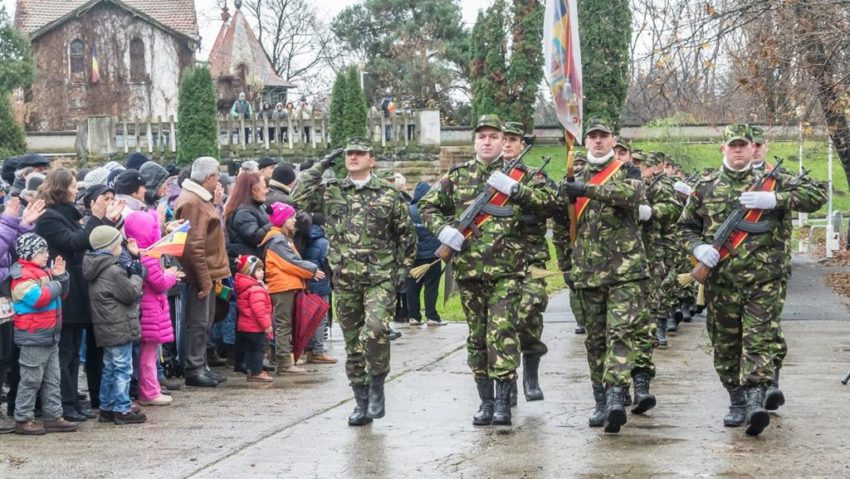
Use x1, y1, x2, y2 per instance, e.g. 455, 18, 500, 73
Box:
260, 228, 317, 293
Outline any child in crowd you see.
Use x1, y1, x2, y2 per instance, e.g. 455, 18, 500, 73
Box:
82, 225, 146, 425
234, 255, 273, 382
10, 233, 77, 435
124, 211, 183, 405
260, 203, 323, 374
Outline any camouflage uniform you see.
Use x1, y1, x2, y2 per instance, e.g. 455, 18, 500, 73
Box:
679, 133, 825, 390
418, 126, 551, 383
636, 158, 683, 365
290, 141, 416, 387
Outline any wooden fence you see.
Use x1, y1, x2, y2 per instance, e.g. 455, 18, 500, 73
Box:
114, 111, 421, 154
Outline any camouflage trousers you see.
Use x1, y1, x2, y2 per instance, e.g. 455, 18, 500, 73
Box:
457, 276, 522, 382
572, 280, 647, 386
518, 274, 549, 357
705, 278, 782, 388
772, 273, 790, 369
335, 280, 394, 386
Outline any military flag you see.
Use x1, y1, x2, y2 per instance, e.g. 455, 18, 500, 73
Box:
91, 45, 101, 84
543, 0, 583, 142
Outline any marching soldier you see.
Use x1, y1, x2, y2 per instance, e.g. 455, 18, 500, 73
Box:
749, 126, 790, 411
502, 121, 557, 404
419, 115, 549, 427
679, 124, 825, 436
290, 138, 417, 427
555, 118, 649, 433
554, 153, 588, 336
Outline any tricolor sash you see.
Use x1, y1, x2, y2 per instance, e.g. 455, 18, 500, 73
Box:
718, 163, 779, 261
575, 159, 623, 221
462, 167, 527, 239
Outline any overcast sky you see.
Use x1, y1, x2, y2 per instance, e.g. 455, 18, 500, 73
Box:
3, 0, 493, 58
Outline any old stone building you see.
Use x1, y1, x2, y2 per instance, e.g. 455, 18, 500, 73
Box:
14, 0, 200, 131
208, 0, 295, 112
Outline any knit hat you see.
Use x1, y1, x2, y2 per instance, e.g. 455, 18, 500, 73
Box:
84, 167, 110, 187
16, 233, 48, 261
268, 202, 296, 227
21, 172, 45, 199
1, 157, 19, 185
139, 161, 169, 202
126, 152, 150, 171
272, 163, 296, 186
83, 184, 114, 211
237, 255, 263, 276
89, 225, 122, 251
114, 170, 146, 195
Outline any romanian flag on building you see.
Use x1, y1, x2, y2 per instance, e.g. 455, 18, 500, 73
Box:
143, 221, 190, 258
91, 45, 100, 83
543, 0, 583, 142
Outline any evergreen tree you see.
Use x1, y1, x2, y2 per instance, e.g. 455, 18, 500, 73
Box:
470, 1, 510, 122
578, 0, 631, 126
0, 93, 25, 159
328, 70, 348, 148
343, 66, 368, 141
177, 67, 218, 165
507, 0, 544, 129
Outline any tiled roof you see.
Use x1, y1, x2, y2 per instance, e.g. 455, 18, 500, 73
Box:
208, 9, 295, 88
15, 0, 199, 39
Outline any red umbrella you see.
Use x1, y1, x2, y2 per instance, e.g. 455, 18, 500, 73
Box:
292, 291, 330, 363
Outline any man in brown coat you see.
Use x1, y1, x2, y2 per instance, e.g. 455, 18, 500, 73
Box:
175, 156, 230, 387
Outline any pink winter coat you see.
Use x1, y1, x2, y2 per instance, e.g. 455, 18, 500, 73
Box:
124, 211, 176, 344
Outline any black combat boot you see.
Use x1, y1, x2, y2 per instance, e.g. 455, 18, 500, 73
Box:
588, 384, 606, 427
667, 312, 678, 333
680, 301, 693, 323
575, 324, 586, 334
623, 389, 632, 407
522, 354, 544, 401
603, 385, 627, 433
744, 386, 770, 436
764, 370, 785, 411
510, 381, 518, 408
656, 317, 668, 348
492, 380, 513, 426
631, 372, 657, 414
723, 386, 746, 427
367, 372, 387, 419
348, 384, 373, 426
473, 378, 495, 426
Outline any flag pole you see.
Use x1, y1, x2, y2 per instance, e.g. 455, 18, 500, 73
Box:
565, 130, 577, 243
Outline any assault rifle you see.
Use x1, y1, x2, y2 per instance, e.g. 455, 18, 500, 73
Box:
435, 138, 536, 262
690, 156, 785, 284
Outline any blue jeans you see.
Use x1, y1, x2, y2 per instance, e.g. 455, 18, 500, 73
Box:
100, 343, 134, 414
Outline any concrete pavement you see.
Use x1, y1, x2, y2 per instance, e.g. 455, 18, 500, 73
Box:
2, 256, 850, 477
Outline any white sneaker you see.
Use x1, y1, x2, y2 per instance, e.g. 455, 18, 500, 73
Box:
140, 395, 173, 406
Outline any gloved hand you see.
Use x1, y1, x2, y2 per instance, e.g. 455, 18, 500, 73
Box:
438, 226, 464, 252
673, 181, 692, 196
693, 244, 720, 268
486, 171, 519, 196
320, 148, 345, 169
127, 260, 147, 279
560, 179, 588, 199
638, 204, 653, 222
739, 191, 776, 210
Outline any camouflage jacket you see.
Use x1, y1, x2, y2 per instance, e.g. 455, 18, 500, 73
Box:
290, 164, 417, 288
753, 162, 794, 274
418, 157, 552, 281
678, 165, 826, 285
519, 173, 559, 268
642, 174, 683, 260
553, 158, 649, 289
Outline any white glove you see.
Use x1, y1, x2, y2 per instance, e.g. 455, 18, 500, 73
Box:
438, 226, 465, 252
739, 191, 776, 210
638, 204, 653, 222
693, 244, 720, 268
673, 181, 692, 196
486, 171, 519, 196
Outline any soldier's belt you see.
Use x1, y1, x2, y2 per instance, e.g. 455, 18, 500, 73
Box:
481, 204, 515, 217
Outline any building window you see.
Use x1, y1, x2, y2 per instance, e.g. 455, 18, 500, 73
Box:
130, 38, 146, 82
70, 39, 84, 74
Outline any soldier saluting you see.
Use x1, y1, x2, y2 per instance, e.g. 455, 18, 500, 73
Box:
291, 137, 417, 427
419, 115, 550, 427
678, 124, 825, 436
555, 118, 649, 434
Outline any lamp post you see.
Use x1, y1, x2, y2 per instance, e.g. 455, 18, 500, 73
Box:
795, 105, 807, 228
